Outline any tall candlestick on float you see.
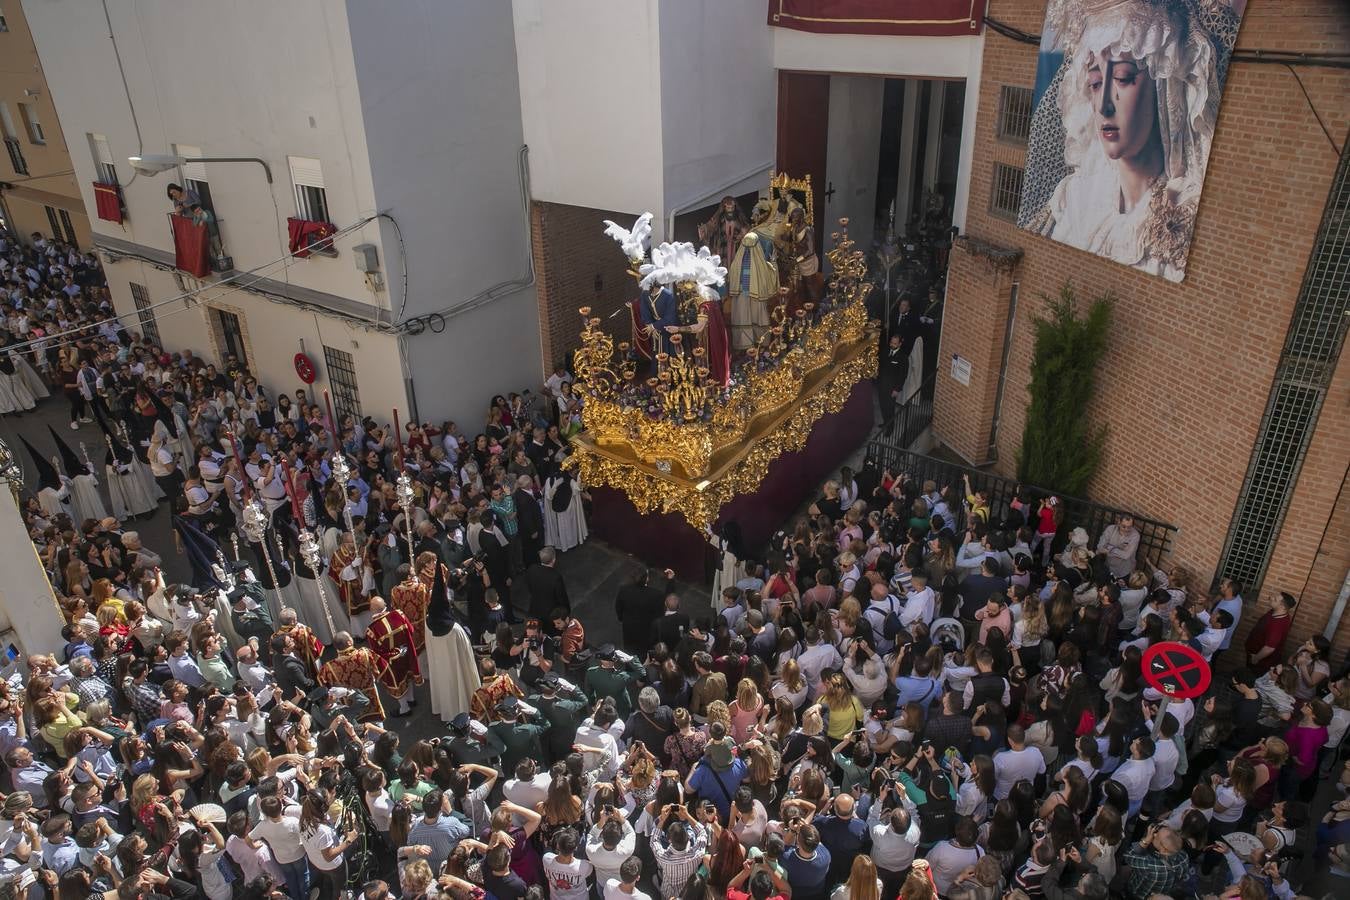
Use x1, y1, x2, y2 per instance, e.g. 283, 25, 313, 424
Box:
392, 407, 405, 471
323, 389, 339, 444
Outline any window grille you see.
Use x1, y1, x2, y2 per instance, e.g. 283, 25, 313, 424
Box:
3, 138, 25, 176
58, 209, 77, 246
989, 163, 1024, 220
44, 206, 61, 242
1217, 144, 1350, 592
323, 345, 361, 423
129, 282, 160, 345
997, 86, 1033, 144
213, 308, 249, 369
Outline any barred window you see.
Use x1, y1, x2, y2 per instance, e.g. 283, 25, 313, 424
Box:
997, 86, 1034, 144
323, 345, 361, 423
129, 282, 160, 346
989, 163, 1024, 220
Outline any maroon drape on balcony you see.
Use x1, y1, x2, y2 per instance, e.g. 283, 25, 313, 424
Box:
287, 217, 335, 258
93, 182, 123, 223
171, 215, 211, 277
767, 0, 983, 36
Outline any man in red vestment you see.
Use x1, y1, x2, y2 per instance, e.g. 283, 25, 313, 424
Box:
318, 631, 387, 721
390, 557, 433, 656
329, 532, 369, 621
365, 596, 421, 716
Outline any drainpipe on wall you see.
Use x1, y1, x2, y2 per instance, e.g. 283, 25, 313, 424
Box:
1325, 567, 1350, 643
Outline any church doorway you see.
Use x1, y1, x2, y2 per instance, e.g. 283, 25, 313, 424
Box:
777, 70, 966, 406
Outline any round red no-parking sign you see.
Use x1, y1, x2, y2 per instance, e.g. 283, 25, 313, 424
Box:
1140, 641, 1211, 700
293, 352, 318, 384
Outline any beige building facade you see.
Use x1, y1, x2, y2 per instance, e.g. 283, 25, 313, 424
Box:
0, 0, 91, 248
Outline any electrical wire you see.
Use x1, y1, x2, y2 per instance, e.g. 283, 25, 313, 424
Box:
5, 214, 379, 358
1283, 63, 1343, 156
378, 212, 409, 322
1, 170, 76, 185
393, 144, 536, 331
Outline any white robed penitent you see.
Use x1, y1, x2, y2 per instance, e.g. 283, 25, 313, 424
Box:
426, 620, 479, 723
543, 472, 588, 553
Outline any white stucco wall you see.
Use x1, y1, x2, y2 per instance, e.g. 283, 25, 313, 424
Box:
102, 260, 406, 421
511, 0, 666, 219
346, 0, 542, 425
23, 0, 390, 306
657, 0, 776, 214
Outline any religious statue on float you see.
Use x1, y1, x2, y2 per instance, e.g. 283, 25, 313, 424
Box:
602, 215, 731, 387
725, 227, 779, 350
697, 195, 750, 270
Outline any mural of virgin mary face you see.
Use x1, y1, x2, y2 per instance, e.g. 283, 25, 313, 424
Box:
1020, 0, 1248, 283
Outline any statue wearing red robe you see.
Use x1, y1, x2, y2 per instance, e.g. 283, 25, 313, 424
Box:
318, 646, 387, 721
366, 605, 422, 698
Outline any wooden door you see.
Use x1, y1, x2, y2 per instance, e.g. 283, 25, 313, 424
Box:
776, 71, 830, 247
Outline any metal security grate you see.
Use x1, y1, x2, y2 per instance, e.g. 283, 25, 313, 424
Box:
323, 345, 361, 423
5, 137, 27, 176
1217, 144, 1350, 592
44, 206, 61, 242
58, 209, 77, 247
997, 86, 1034, 144
129, 282, 160, 345
990, 163, 1025, 220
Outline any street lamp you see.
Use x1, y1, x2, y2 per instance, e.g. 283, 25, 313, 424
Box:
128, 153, 273, 183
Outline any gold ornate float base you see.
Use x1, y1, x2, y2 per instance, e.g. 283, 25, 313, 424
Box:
570, 327, 877, 529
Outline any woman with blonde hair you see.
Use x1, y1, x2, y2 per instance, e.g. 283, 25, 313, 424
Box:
729, 678, 766, 744
763, 696, 797, 746
664, 707, 708, 778
1011, 595, 1049, 653
771, 658, 809, 712
832, 854, 882, 900
400, 859, 435, 900
822, 673, 864, 741
704, 699, 733, 739
64, 559, 90, 599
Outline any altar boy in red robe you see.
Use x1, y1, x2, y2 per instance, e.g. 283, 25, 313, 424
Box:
365, 596, 421, 717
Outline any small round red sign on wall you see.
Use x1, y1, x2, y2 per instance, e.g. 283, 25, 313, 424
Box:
1140, 641, 1211, 701
294, 352, 318, 384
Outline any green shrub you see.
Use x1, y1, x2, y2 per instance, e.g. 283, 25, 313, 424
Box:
1016, 284, 1112, 497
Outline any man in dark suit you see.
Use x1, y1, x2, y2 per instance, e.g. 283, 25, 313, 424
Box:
614, 567, 671, 654
270, 632, 316, 703
513, 476, 545, 569
649, 588, 691, 652
878, 332, 908, 427
523, 545, 570, 624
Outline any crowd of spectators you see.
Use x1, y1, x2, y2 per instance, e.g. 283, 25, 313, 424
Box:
1, 224, 1348, 900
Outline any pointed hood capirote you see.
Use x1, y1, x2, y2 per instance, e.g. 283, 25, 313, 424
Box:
19, 435, 61, 491
46, 424, 90, 478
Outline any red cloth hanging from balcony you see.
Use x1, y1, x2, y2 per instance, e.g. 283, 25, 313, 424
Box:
171, 215, 211, 278
766, 0, 983, 37
92, 182, 124, 223
287, 217, 335, 258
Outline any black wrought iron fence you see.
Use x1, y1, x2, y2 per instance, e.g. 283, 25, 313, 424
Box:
862, 445, 1178, 568
875, 373, 935, 448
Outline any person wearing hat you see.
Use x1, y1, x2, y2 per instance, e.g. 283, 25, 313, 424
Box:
487, 695, 546, 773
584, 644, 642, 719
441, 712, 506, 767
526, 670, 589, 764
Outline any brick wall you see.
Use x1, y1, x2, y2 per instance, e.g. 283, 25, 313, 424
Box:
935, 0, 1350, 649
531, 200, 644, 377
